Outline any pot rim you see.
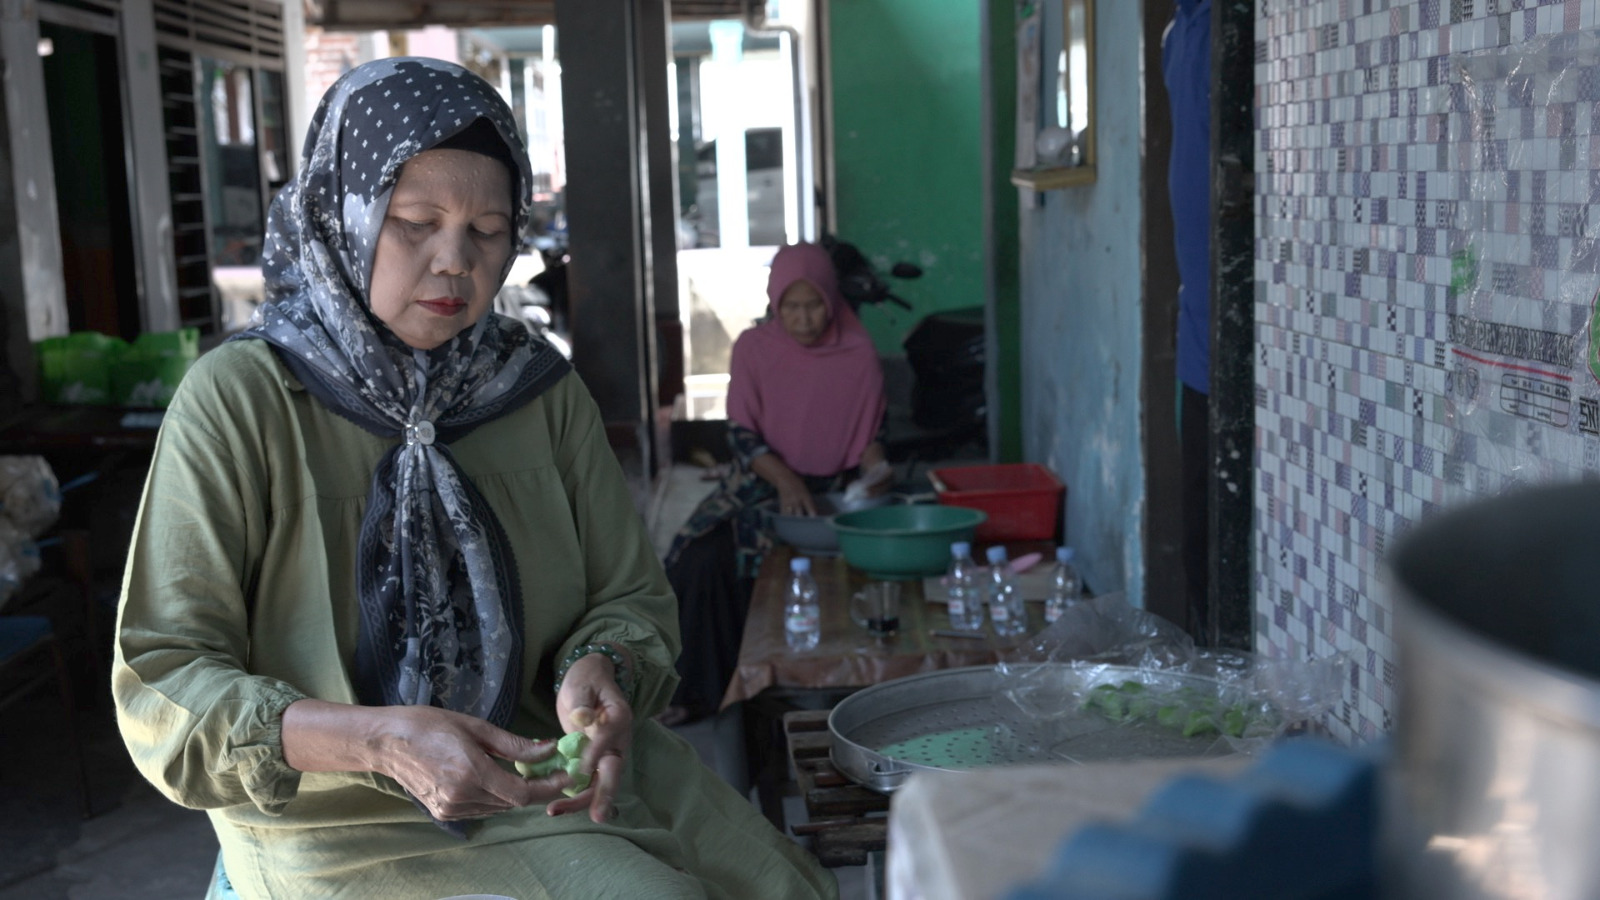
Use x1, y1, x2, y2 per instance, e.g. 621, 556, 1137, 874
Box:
1394, 581, 1600, 733
829, 505, 988, 537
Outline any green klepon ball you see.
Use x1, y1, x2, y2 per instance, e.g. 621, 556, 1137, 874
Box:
563, 757, 592, 797
518, 732, 594, 796
557, 731, 589, 759
514, 756, 562, 778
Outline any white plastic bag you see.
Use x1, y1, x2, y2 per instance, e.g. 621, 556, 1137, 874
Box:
841, 460, 894, 509
0, 455, 61, 539
0, 518, 41, 612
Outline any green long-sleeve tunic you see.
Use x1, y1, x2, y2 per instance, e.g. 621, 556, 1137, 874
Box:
112, 340, 836, 900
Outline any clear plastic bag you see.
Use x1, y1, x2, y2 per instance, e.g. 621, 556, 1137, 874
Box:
0, 518, 41, 613
0, 455, 61, 539
994, 594, 1352, 755
997, 592, 1195, 670
0, 456, 59, 613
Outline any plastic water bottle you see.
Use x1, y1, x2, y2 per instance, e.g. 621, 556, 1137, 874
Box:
784, 556, 822, 650
945, 541, 982, 631
1044, 546, 1082, 624
985, 546, 1028, 636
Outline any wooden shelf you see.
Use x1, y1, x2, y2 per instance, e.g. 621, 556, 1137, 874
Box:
1011, 164, 1097, 191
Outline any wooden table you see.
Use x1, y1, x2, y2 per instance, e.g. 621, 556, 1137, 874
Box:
721, 544, 1051, 708
727, 542, 1052, 828
0, 405, 162, 455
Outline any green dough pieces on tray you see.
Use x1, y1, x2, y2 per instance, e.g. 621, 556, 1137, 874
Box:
515, 732, 593, 796
1082, 680, 1277, 740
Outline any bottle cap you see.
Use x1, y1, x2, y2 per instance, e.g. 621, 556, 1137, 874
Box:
790, 557, 811, 573
986, 545, 1008, 564
1057, 546, 1075, 563
951, 541, 970, 557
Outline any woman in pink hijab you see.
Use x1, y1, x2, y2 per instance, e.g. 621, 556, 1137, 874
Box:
661, 243, 888, 723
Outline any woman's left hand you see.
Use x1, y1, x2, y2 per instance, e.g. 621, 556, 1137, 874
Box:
548, 651, 634, 824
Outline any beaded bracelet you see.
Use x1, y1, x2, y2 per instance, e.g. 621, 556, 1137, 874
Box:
554, 642, 635, 704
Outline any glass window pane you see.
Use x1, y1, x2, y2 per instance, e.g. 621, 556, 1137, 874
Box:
197, 58, 263, 269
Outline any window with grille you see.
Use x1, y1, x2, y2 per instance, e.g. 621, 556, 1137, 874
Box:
153, 0, 287, 334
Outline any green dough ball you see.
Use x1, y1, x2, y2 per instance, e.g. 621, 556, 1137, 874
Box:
557, 731, 590, 759
520, 731, 595, 796
563, 757, 592, 797
1125, 696, 1157, 721
1156, 705, 1184, 728
1182, 711, 1219, 737
1222, 706, 1248, 738
514, 756, 562, 779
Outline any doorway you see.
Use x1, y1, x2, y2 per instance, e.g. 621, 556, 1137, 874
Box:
40, 19, 140, 339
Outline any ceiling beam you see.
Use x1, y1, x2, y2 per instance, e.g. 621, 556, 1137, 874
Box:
307, 0, 749, 32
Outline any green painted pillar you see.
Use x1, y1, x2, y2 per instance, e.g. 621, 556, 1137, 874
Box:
828, 0, 1020, 459
828, 0, 986, 351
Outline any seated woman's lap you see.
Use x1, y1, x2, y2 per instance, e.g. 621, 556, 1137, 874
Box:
273, 831, 708, 899
519, 832, 709, 900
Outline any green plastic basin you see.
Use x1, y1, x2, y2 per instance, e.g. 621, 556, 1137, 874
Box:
828, 505, 989, 580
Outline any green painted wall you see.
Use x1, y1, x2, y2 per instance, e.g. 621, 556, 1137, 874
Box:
830, 0, 986, 354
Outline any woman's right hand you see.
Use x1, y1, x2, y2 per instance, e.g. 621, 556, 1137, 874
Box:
374, 706, 573, 821
282, 699, 571, 822
751, 450, 817, 516
776, 478, 818, 517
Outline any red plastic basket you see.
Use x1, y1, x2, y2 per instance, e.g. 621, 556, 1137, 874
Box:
928, 463, 1066, 543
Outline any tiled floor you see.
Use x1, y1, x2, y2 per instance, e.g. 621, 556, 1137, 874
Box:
0, 697, 219, 900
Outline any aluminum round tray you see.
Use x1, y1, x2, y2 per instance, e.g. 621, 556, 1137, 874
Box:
828, 664, 1239, 793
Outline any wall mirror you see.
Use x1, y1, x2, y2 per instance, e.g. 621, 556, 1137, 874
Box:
1013, 0, 1096, 190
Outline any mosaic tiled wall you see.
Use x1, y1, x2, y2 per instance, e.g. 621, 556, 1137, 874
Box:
1254, 0, 1600, 744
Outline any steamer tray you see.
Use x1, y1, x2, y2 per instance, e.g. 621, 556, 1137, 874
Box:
827, 664, 1237, 793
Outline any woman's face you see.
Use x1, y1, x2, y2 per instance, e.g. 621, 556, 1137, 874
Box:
368, 148, 514, 350
778, 280, 832, 346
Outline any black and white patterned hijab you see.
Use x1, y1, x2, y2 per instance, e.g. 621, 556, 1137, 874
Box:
236, 58, 569, 735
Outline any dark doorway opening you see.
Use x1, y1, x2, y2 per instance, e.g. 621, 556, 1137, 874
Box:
41, 21, 141, 340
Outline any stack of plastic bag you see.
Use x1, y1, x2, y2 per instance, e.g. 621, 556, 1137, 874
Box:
0, 456, 61, 611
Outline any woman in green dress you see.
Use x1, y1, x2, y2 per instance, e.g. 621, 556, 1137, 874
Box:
112, 57, 835, 900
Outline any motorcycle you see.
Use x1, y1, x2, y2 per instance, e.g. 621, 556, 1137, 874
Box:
820, 234, 987, 461
821, 233, 921, 313
495, 230, 572, 358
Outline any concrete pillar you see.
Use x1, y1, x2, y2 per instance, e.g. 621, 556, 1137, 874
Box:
1209, 0, 1255, 650
554, 0, 675, 480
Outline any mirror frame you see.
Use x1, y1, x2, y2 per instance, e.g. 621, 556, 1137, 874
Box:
1012, 0, 1096, 190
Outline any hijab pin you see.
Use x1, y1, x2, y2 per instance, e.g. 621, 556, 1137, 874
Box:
405, 420, 437, 446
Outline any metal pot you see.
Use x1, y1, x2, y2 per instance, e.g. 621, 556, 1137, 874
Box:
1386, 482, 1600, 899
765, 491, 894, 554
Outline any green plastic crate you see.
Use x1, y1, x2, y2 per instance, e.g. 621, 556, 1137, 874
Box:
35, 331, 126, 405
36, 328, 199, 407
111, 328, 200, 408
